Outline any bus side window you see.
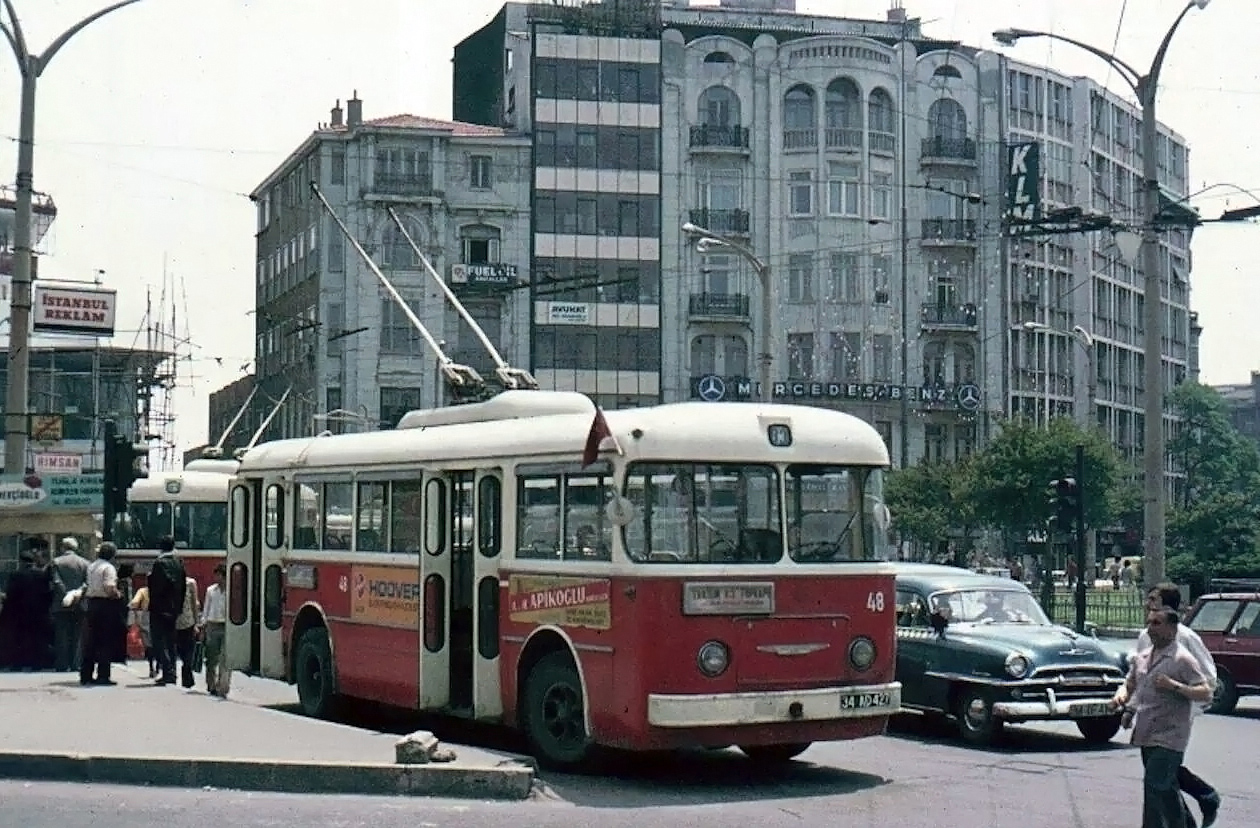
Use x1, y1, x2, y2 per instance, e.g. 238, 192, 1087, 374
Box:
517, 475, 561, 560
391, 480, 425, 556
563, 474, 611, 561
264, 484, 285, 549
230, 485, 251, 548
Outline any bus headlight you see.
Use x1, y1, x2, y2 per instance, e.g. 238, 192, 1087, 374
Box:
1004, 652, 1031, 678
848, 637, 876, 671
697, 640, 730, 677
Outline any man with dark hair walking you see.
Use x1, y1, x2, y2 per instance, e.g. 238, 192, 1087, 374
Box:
1135, 583, 1222, 826
1114, 608, 1213, 828
147, 535, 186, 686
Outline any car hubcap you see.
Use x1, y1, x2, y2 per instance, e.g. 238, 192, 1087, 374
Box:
542, 682, 583, 747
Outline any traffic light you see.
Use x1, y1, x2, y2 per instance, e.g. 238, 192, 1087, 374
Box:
1049, 476, 1079, 535
103, 423, 149, 514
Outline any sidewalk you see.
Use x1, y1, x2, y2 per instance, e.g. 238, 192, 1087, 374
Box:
0, 663, 534, 799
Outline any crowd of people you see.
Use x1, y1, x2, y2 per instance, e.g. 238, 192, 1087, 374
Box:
0, 534, 228, 695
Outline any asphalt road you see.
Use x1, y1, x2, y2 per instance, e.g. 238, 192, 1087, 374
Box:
4, 701, 1257, 827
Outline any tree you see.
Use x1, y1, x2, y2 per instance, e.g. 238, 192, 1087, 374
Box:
885, 460, 960, 558
1166, 383, 1260, 583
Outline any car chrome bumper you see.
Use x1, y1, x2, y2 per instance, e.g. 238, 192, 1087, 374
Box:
992, 689, 1117, 721
647, 682, 902, 728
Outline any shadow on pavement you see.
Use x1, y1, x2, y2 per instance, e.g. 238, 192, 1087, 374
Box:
887, 712, 1130, 755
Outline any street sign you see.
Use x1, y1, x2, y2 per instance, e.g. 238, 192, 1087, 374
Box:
29, 413, 63, 443
34, 452, 82, 475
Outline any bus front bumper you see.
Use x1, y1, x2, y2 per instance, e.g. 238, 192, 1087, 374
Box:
647, 682, 902, 728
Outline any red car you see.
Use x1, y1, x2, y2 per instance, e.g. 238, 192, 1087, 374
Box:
1184, 584, 1260, 715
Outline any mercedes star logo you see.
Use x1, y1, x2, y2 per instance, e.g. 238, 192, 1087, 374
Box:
697, 374, 726, 402
957, 383, 981, 411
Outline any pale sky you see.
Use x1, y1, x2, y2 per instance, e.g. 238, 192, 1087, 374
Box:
0, 0, 1255, 462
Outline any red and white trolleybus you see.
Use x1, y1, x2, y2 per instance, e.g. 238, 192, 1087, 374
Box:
224, 390, 901, 767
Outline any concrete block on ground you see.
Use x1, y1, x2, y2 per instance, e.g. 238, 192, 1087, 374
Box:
394, 730, 440, 764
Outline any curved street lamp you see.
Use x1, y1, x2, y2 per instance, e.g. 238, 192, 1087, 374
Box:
993, 0, 1210, 589
1021, 321, 1096, 428
682, 221, 772, 403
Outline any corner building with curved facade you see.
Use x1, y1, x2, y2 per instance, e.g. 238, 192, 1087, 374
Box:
453, 0, 1194, 471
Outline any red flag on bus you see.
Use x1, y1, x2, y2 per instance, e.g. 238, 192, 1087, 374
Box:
582, 407, 614, 467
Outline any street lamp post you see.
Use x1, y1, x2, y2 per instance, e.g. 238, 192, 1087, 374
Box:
0, 0, 144, 474
682, 222, 772, 403
1021, 321, 1096, 428
994, 0, 1210, 591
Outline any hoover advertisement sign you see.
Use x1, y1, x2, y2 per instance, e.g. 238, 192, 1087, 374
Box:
33, 285, 117, 336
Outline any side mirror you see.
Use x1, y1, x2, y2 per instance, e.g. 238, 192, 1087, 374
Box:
605, 495, 636, 527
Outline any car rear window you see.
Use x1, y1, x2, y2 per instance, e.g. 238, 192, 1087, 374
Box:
1188, 599, 1242, 634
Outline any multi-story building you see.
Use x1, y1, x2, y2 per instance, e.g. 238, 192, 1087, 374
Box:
201, 374, 257, 457
247, 95, 532, 439
454, 0, 665, 410
1215, 372, 1260, 447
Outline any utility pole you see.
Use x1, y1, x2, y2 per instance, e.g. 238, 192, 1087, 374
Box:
0, 0, 145, 474
1074, 443, 1087, 635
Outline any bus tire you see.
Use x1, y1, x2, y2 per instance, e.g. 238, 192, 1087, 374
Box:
739, 743, 811, 764
523, 652, 590, 770
294, 628, 339, 719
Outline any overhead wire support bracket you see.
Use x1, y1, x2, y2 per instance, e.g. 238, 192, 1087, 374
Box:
310, 182, 487, 403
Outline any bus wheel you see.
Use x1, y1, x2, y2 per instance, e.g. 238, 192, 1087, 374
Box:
295, 628, 339, 719
739, 743, 811, 764
524, 652, 590, 770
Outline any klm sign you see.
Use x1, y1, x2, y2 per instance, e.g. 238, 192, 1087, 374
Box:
1005, 141, 1041, 235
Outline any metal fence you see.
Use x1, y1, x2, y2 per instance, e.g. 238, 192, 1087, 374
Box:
1040, 587, 1146, 631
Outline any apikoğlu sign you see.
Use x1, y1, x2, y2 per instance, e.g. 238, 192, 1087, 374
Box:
32, 285, 117, 336
0, 473, 104, 511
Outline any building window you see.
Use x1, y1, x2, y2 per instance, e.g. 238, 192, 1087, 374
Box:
828, 252, 860, 303
469, 155, 493, 189
923, 341, 946, 385
871, 172, 892, 220
700, 253, 736, 294
326, 303, 344, 355
691, 335, 747, 377
875, 420, 893, 453
872, 253, 891, 303
324, 388, 343, 434
699, 85, 740, 127
380, 295, 424, 355
381, 214, 425, 269
697, 168, 742, 213
872, 334, 892, 381
380, 387, 422, 430
924, 424, 948, 464
374, 147, 430, 191
787, 254, 813, 302
827, 162, 861, 216
459, 224, 501, 264
867, 88, 895, 148
830, 332, 861, 382
329, 147, 346, 185
824, 77, 861, 147
928, 98, 968, 142
691, 335, 717, 375
783, 84, 816, 149
787, 333, 815, 380
327, 232, 344, 272
788, 171, 813, 215
955, 424, 976, 458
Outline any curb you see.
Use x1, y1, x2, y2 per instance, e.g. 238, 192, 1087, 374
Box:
0, 750, 535, 800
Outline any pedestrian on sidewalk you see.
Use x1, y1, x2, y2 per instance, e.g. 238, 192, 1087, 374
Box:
2, 541, 53, 671
128, 584, 156, 678
200, 564, 230, 697
1112, 608, 1213, 828
48, 537, 89, 673
79, 542, 123, 686
147, 536, 187, 686
1136, 584, 1223, 827
175, 574, 201, 689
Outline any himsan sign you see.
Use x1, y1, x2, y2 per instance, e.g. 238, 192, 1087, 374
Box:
32, 286, 117, 336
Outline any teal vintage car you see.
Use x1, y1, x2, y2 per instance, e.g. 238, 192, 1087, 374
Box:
893, 564, 1129, 746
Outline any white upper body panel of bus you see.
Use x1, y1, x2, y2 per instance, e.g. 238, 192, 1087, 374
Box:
128, 468, 233, 503
183, 458, 241, 475
235, 390, 889, 476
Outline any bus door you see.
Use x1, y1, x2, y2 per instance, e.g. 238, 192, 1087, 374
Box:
257, 477, 289, 679
225, 477, 262, 674
418, 471, 452, 710
470, 468, 504, 719
447, 470, 477, 714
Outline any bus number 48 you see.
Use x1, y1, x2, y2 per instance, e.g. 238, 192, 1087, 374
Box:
866, 591, 885, 612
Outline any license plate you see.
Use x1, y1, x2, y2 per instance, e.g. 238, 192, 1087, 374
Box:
1069, 702, 1112, 718
840, 691, 893, 711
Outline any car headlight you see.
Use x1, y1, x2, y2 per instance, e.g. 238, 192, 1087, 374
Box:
848, 636, 876, 671
697, 640, 730, 677
1004, 652, 1031, 678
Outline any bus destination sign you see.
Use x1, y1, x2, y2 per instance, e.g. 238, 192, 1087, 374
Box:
508, 575, 612, 630
682, 581, 776, 616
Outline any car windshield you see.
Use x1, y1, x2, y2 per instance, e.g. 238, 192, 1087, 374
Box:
930, 588, 1049, 625
623, 462, 780, 563
785, 465, 890, 562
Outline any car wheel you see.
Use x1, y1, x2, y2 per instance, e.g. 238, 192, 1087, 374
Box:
1075, 714, 1122, 744
1207, 672, 1239, 715
523, 652, 591, 770
955, 687, 1003, 746
294, 628, 339, 719
739, 743, 812, 764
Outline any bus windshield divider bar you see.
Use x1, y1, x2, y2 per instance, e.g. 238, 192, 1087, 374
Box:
309, 181, 486, 402
385, 205, 538, 392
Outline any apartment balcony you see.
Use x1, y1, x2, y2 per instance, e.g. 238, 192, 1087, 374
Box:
870, 131, 896, 155
365, 173, 440, 200
920, 218, 978, 245
921, 302, 979, 331
920, 136, 978, 166
688, 292, 750, 321
689, 124, 751, 152
824, 127, 862, 150
687, 208, 750, 236
783, 129, 817, 150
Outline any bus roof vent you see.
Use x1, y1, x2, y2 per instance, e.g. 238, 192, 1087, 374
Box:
396, 390, 595, 430
183, 458, 241, 474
